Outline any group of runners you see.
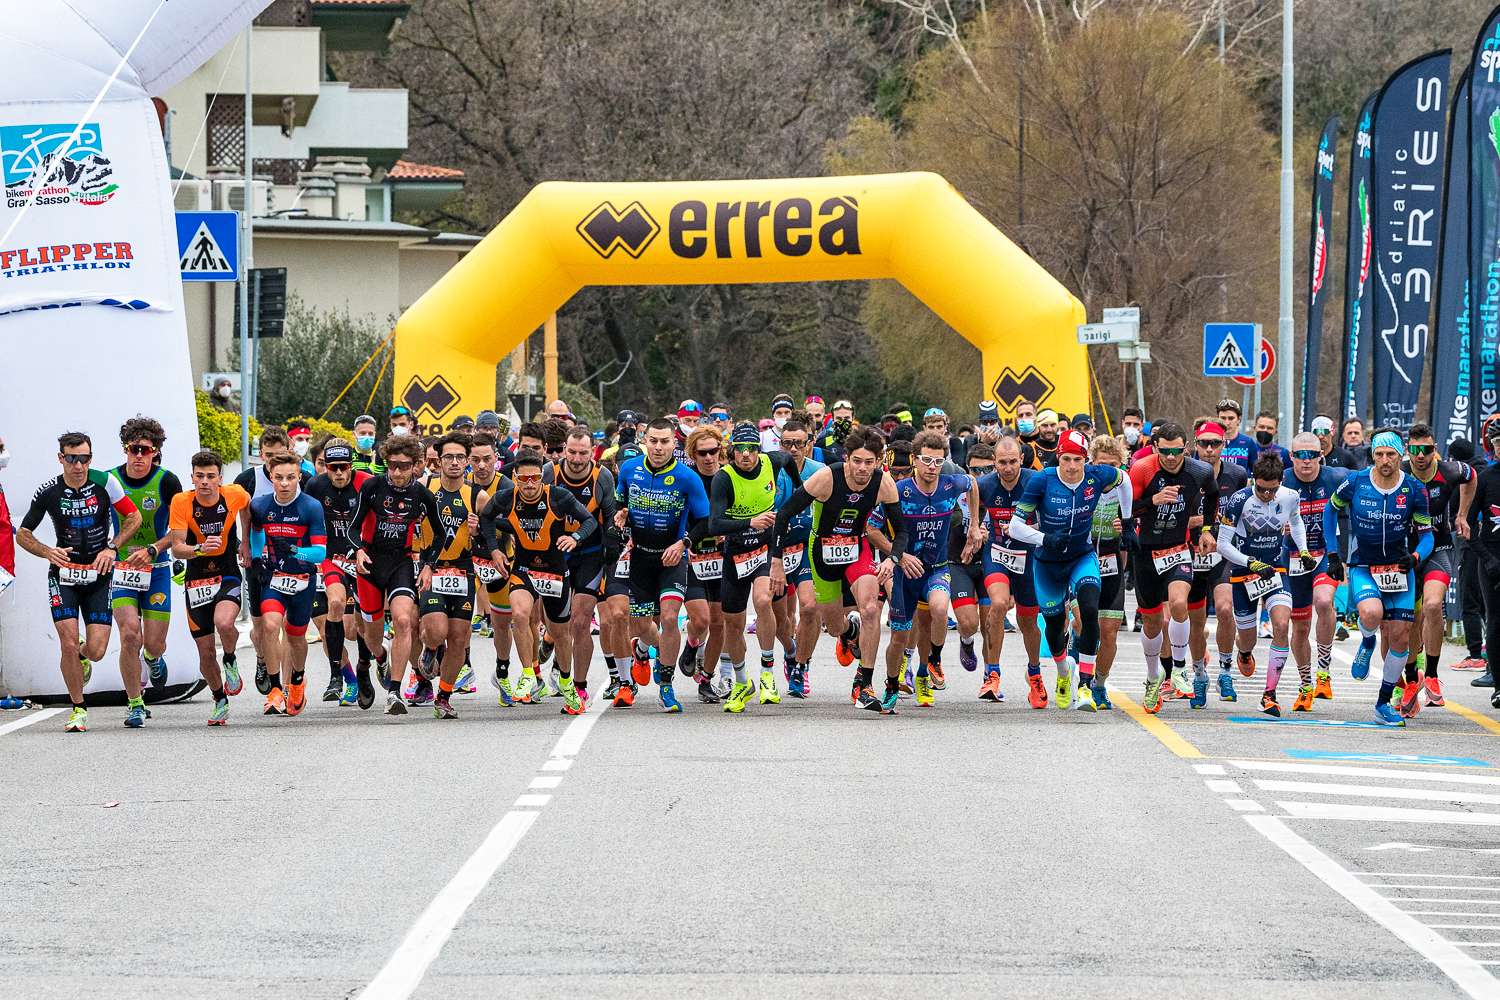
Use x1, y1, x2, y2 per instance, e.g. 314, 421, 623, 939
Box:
13, 392, 1500, 733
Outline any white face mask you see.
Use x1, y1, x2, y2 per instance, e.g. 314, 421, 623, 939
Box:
0, 449, 9, 470
391, 425, 411, 437
773, 415, 788, 430
217, 385, 232, 398
292, 440, 310, 457
1123, 426, 1140, 445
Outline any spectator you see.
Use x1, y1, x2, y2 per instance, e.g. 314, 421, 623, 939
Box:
1117, 406, 1145, 458
1338, 417, 1372, 470
546, 399, 575, 426
1252, 410, 1291, 468
1451, 436, 1489, 675
209, 376, 238, 413
1215, 398, 1259, 471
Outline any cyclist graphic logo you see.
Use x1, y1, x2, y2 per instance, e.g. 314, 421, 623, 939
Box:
1, 123, 119, 209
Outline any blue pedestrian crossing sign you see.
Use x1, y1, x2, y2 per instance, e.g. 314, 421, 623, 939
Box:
1202, 323, 1257, 377
176, 210, 239, 282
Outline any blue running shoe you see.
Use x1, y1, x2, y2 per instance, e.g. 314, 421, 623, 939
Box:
1217, 671, 1237, 703
145, 655, 168, 689
338, 680, 359, 707
879, 689, 900, 714
1092, 684, 1112, 710
659, 683, 683, 714
1190, 672, 1208, 710
124, 703, 147, 728
1352, 639, 1375, 681
787, 666, 805, 699
1374, 702, 1406, 727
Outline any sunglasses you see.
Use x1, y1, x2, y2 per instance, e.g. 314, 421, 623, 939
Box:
514, 472, 543, 483
1291, 449, 1320, 461
1195, 438, 1223, 448
781, 438, 807, 448
1157, 447, 1185, 457
545, 447, 564, 455
126, 444, 155, 456
732, 443, 760, 453
1254, 483, 1280, 497
326, 463, 352, 472
1407, 444, 1435, 456
62, 454, 92, 465
694, 448, 720, 459
915, 454, 945, 467
708, 413, 731, 422
967, 465, 994, 474
386, 460, 415, 471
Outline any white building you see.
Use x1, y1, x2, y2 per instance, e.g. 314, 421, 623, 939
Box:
156, 0, 478, 379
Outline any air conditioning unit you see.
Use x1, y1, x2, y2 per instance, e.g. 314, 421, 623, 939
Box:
212, 179, 269, 216
172, 178, 211, 212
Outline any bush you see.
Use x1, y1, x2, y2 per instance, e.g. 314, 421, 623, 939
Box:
195, 389, 261, 461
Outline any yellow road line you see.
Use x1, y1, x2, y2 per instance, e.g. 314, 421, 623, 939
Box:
1444, 700, 1500, 737
1108, 687, 1203, 759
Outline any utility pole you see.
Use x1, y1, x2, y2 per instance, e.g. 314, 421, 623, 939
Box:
1277, 0, 1295, 445
238, 25, 253, 467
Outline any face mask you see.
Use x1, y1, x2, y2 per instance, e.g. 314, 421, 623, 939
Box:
0, 449, 9, 471
1017, 419, 1035, 435
292, 440, 310, 457
355, 435, 375, 452
773, 415, 787, 430
1123, 426, 1140, 445
217, 385, 232, 399
391, 425, 411, 437
1255, 430, 1274, 446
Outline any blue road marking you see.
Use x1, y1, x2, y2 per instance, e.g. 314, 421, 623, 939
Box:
1285, 749, 1490, 767
1226, 715, 1392, 730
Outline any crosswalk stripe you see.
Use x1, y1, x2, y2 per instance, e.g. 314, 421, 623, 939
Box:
1278, 801, 1500, 826
1364, 873, 1500, 881
1253, 779, 1500, 806
1229, 760, 1500, 786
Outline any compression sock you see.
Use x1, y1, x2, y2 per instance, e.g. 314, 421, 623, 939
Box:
1295, 658, 1312, 686
1078, 652, 1096, 689
1217, 650, 1232, 674
733, 661, 747, 684
497, 658, 511, 680
1425, 649, 1442, 677
916, 656, 929, 678
1167, 616, 1191, 666
356, 633, 373, 666
1404, 659, 1420, 684
291, 670, 305, 687
1265, 645, 1288, 693
1193, 658, 1207, 679
1377, 648, 1408, 706
929, 642, 943, 667
1143, 631, 1164, 682
325, 618, 344, 670
1316, 642, 1333, 672
606, 657, 621, 681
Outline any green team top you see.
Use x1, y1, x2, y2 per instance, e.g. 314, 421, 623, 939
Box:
110, 465, 182, 562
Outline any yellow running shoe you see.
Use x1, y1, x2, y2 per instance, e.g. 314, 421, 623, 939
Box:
724, 681, 753, 714
757, 669, 780, 705
1055, 669, 1073, 710
914, 674, 934, 707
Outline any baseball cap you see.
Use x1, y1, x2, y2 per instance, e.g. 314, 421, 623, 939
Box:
977, 401, 999, 423
323, 443, 354, 464
1071, 413, 1093, 430
615, 409, 640, 425
1059, 429, 1089, 456
450, 414, 475, 430
1310, 415, 1335, 434
389, 405, 411, 417
678, 399, 703, 418
1036, 409, 1059, 425
894, 409, 913, 424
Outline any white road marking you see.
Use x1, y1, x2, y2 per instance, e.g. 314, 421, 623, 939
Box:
1375, 885, 1500, 892
1426, 925, 1500, 931
1230, 760, 1500, 786
1407, 912, 1500, 917
1278, 801, 1500, 826
362, 702, 608, 1000
1194, 764, 1227, 775
1367, 842, 1500, 854
1379, 899, 1500, 905
529, 775, 562, 789
1226, 799, 1264, 812
0, 708, 63, 736
1254, 779, 1500, 806
1205, 779, 1242, 794
1244, 814, 1500, 1000
1364, 873, 1500, 880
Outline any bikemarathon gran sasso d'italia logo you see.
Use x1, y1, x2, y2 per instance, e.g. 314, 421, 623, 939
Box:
2, 122, 119, 209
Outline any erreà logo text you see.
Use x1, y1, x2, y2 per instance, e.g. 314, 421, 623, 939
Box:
668, 196, 860, 258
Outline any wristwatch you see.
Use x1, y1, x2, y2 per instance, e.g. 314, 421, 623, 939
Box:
146, 543, 159, 561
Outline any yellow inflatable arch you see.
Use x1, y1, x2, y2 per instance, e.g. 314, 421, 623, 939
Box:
393, 171, 1086, 429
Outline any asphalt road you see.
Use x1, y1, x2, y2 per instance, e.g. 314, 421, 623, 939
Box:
2, 612, 1498, 1000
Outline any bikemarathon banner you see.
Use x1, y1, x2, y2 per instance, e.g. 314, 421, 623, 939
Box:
1471, 8, 1500, 432
1300, 114, 1338, 430
1370, 50, 1450, 430
1342, 94, 1376, 421
1432, 69, 1472, 444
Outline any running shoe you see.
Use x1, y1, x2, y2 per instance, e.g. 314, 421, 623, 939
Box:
856, 689, 883, 712
1142, 677, 1163, 714
410, 678, 434, 707
454, 663, 476, 694
80, 656, 93, 686
787, 664, 806, 699
1492, 691, 1500, 710
1026, 672, 1047, 709
356, 664, 375, 710
124, 703, 147, 728
1054, 669, 1073, 710
1335, 622, 1350, 641
724, 681, 753, 714
207, 698, 229, 726
497, 677, 516, 707
146, 655, 168, 689
254, 657, 270, 695
959, 640, 978, 673
1073, 686, 1097, 712
978, 671, 1003, 702
801, 665, 812, 697
1423, 675, 1445, 707
678, 644, 699, 678
614, 681, 637, 708
899, 661, 914, 697
659, 682, 683, 714
287, 678, 307, 716
558, 676, 583, 715
476, 616, 494, 638
1399, 680, 1422, 719
1092, 685, 1112, 710
1236, 649, 1255, 678
64, 706, 88, 732
339, 679, 358, 707
263, 688, 287, 715
930, 662, 947, 691
1453, 656, 1486, 671
322, 672, 342, 702
385, 690, 408, 715
631, 640, 653, 686
835, 613, 859, 666
434, 694, 458, 720
539, 637, 554, 665
471, 614, 485, 635
222, 654, 242, 697
513, 673, 537, 704
851, 678, 872, 705
602, 677, 621, 702
1313, 670, 1333, 700
914, 674, 934, 708
878, 688, 900, 714
419, 645, 440, 680
697, 675, 720, 703
1292, 685, 1314, 713
1260, 692, 1280, 718
1217, 671, 1237, 702
1351, 640, 1374, 681
1190, 672, 1207, 710
1374, 702, 1406, 727
758, 670, 781, 705
712, 674, 734, 700
1173, 664, 1194, 699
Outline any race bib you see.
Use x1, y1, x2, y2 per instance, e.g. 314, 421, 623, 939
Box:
186, 577, 221, 609
528, 569, 564, 598
733, 546, 769, 578
331, 555, 356, 577
1289, 550, 1322, 577
269, 572, 310, 595
1098, 552, 1119, 577
1243, 572, 1279, 601
1370, 564, 1407, 594
431, 567, 470, 596
0, 566, 13, 597
690, 551, 723, 581
112, 565, 151, 591
1191, 550, 1221, 573
58, 563, 99, 586
1151, 544, 1190, 573
989, 543, 1027, 575
613, 552, 630, 580
820, 536, 859, 566
473, 558, 502, 585
781, 543, 805, 575
315, 571, 326, 594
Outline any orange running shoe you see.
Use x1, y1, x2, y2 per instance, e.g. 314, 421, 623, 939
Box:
286, 678, 307, 716
1260, 691, 1280, 717
263, 687, 286, 715
1025, 672, 1047, 709
1313, 671, 1333, 701
1237, 650, 1256, 678
630, 642, 652, 687
1423, 675, 1445, 707
929, 661, 946, 690
1292, 685, 1314, 713
613, 682, 636, 707
850, 678, 875, 705
835, 613, 858, 667
1399, 679, 1422, 719
978, 672, 1002, 702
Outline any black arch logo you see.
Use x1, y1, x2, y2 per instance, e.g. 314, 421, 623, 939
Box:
991, 366, 1054, 412
577, 201, 660, 259
402, 374, 459, 419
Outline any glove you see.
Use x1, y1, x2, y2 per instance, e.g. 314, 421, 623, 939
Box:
1397, 553, 1414, 572
1248, 559, 1277, 580
1325, 551, 1345, 583
1042, 533, 1069, 557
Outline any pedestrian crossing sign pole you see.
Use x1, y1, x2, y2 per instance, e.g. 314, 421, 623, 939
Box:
175, 210, 240, 283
